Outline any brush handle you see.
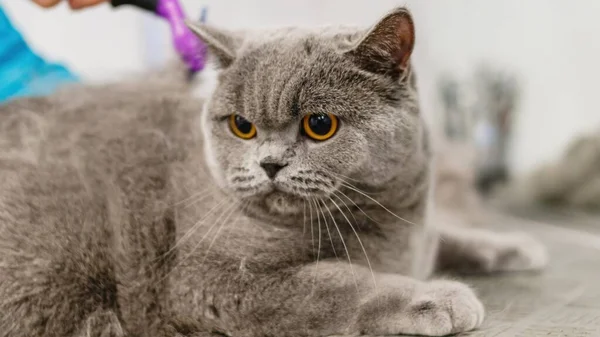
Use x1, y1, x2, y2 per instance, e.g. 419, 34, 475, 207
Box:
110, 0, 158, 12
156, 0, 206, 72
110, 0, 206, 73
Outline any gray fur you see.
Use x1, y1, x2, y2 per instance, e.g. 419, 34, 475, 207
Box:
0, 7, 546, 337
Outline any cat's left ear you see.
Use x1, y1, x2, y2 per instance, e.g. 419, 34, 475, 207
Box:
186, 21, 243, 68
345, 7, 415, 80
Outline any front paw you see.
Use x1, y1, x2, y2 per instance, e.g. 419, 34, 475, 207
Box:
358, 280, 484, 336
484, 232, 549, 272
403, 280, 484, 336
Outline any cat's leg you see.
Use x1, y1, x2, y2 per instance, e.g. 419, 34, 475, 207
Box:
435, 225, 548, 274
193, 261, 484, 336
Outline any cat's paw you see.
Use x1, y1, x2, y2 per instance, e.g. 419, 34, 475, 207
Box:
483, 231, 548, 272
358, 280, 484, 336
400, 280, 485, 336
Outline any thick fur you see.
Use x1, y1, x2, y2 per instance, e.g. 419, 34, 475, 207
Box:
0, 8, 546, 337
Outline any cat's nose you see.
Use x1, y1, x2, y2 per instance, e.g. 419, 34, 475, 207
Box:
260, 162, 287, 179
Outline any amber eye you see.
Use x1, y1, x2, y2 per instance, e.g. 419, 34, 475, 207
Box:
302, 113, 338, 141
229, 114, 256, 139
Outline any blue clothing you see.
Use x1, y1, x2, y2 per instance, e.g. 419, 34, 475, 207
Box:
0, 5, 79, 103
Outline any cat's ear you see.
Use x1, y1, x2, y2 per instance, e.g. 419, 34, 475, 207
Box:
345, 7, 415, 79
186, 21, 243, 68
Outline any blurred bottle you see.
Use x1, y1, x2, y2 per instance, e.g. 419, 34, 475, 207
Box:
439, 76, 471, 142
437, 66, 520, 195
472, 66, 519, 194
0, 5, 79, 103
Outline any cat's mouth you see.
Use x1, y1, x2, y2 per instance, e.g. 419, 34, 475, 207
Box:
235, 177, 337, 216
262, 189, 305, 215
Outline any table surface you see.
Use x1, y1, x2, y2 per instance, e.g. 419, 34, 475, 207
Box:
461, 208, 600, 337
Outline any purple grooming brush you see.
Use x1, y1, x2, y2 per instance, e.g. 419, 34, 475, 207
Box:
111, 0, 207, 73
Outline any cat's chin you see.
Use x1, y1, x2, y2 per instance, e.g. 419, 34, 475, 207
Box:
263, 191, 305, 215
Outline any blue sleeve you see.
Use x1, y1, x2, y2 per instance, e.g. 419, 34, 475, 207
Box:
0, 5, 80, 103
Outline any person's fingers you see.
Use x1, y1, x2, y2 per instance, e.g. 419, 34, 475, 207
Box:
68, 0, 106, 9
32, 0, 62, 8
33, 0, 106, 9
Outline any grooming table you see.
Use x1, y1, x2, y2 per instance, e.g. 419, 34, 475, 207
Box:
463, 208, 600, 336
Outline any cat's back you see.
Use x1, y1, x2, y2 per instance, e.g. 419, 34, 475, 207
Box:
0, 77, 201, 227
1, 73, 198, 160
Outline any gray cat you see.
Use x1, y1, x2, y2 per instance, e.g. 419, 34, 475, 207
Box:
0, 7, 547, 337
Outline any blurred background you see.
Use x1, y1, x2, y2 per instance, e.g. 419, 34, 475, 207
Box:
2, 0, 599, 196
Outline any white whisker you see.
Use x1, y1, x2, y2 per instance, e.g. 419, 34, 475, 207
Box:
341, 183, 421, 227
303, 200, 307, 236
155, 201, 238, 285
320, 167, 383, 195
171, 185, 216, 207
320, 167, 362, 183
329, 195, 378, 293
222, 201, 250, 245
335, 190, 382, 226
315, 198, 339, 261
201, 201, 241, 264
158, 198, 229, 261
309, 199, 315, 257
319, 198, 359, 291
310, 199, 323, 288
332, 190, 360, 229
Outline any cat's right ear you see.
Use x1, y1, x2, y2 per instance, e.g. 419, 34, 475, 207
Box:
186, 21, 242, 68
345, 7, 415, 80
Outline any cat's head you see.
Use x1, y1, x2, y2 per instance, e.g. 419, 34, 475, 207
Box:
188, 8, 421, 218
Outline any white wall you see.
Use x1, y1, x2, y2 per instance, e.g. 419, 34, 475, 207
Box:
2, 0, 599, 175
412, 0, 600, 176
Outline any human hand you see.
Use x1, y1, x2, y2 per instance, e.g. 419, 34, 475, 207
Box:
32, 0, 107, 10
